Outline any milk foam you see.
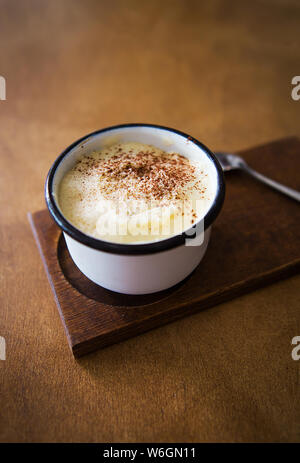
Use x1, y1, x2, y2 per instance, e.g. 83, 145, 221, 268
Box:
58, 142, 216, 243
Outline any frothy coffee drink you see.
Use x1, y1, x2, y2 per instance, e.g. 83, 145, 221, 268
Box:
58, 142, 216, 243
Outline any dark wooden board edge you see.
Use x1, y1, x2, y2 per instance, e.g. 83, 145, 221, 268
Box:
28, 212, 74, 353
28, 210, 300, 357
71, 259, 300, 356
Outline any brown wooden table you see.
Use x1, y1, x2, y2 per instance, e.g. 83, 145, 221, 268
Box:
0, 0, 299, 442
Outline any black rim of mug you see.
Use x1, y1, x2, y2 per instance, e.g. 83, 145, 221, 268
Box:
45, 123, 225, 255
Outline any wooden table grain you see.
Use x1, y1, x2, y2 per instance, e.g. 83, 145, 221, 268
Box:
0, 0, 299, 443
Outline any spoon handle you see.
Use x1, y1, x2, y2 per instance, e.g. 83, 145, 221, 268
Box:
242, 165, 300, 202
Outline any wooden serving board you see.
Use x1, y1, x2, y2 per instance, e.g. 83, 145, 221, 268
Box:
29, 137, 300, 357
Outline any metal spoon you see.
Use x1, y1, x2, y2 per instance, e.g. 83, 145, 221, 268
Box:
215, 151, 300, 202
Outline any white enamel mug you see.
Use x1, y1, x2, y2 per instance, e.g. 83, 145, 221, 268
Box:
45, 124, 225, 294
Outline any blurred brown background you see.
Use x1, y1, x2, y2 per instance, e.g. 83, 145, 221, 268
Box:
0, 0, 299, 442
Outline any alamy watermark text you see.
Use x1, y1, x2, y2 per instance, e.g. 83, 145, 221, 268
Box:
0, 336, 6, 360
0, 76, 6, 100
291, 76, 300, 101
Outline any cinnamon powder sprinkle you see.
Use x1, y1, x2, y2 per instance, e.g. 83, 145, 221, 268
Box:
75, 147, 200, 202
